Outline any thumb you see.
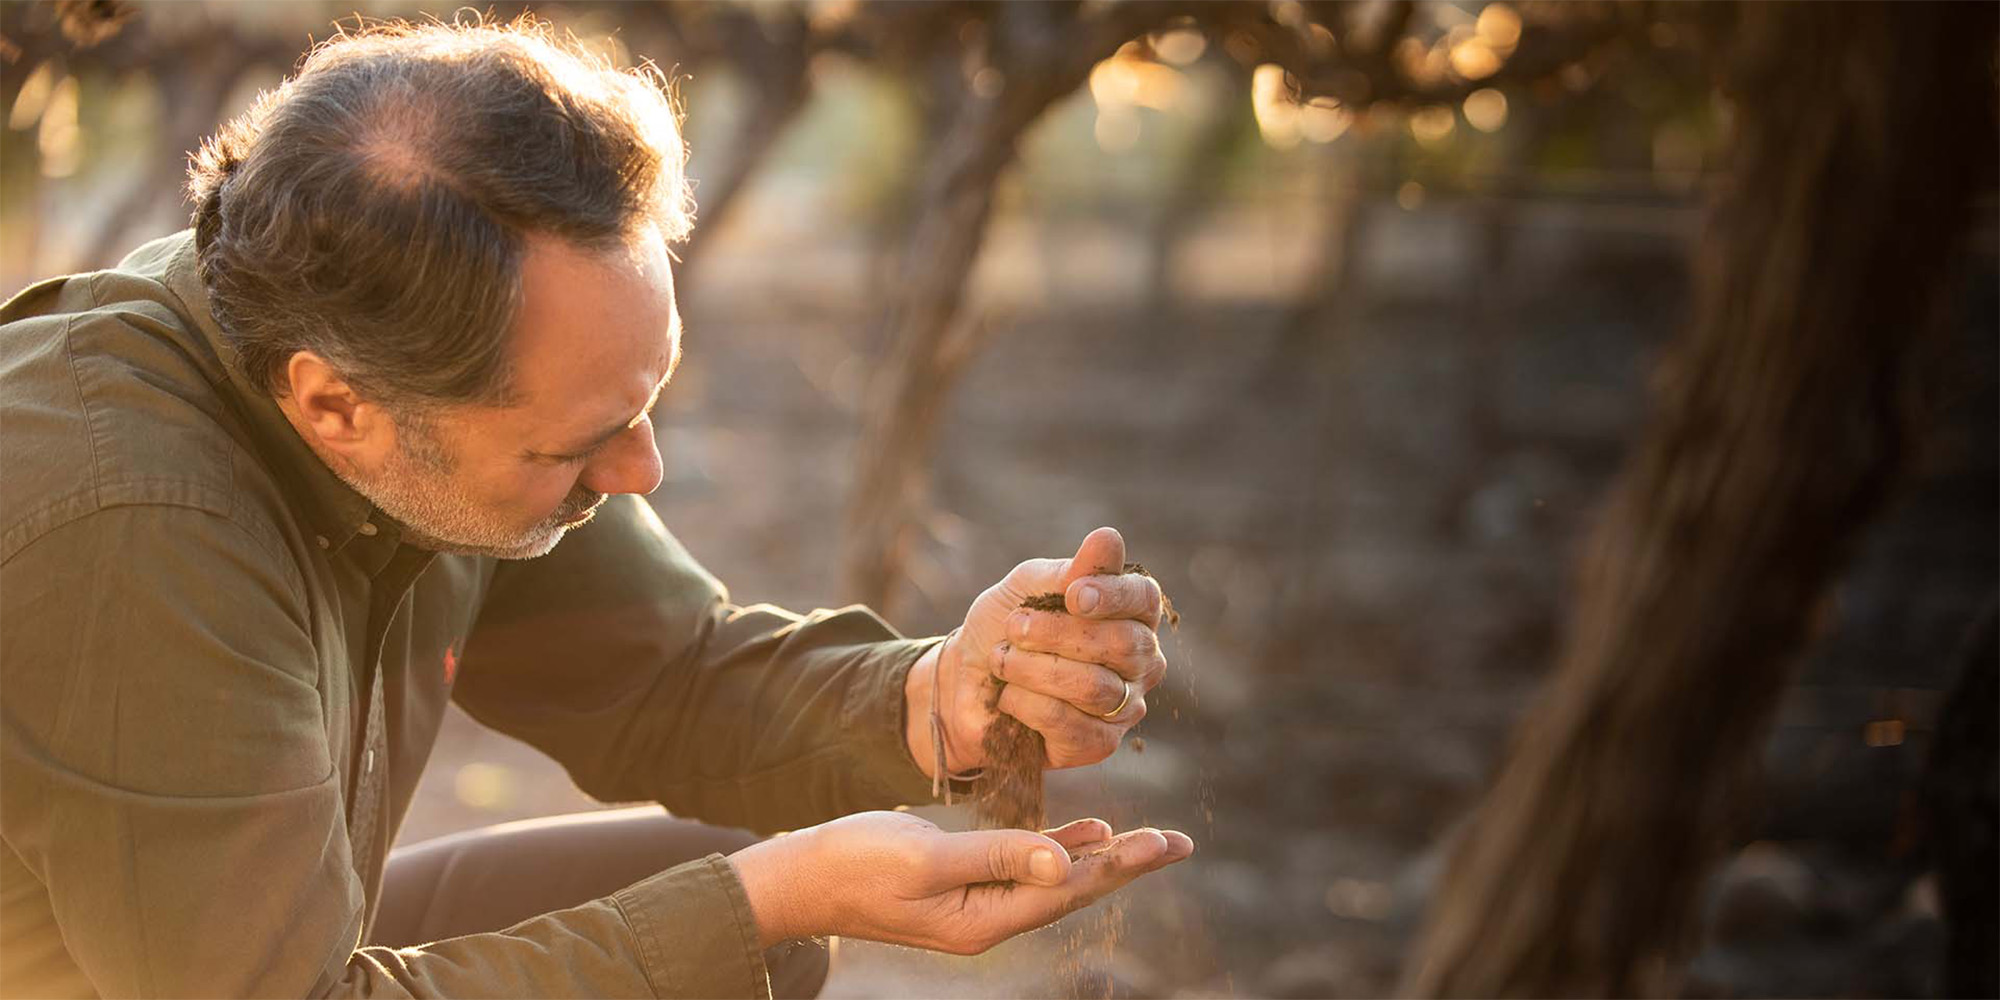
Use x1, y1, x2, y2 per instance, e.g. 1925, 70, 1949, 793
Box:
938, 829, 1073, 888
1059, 527, 1126, 589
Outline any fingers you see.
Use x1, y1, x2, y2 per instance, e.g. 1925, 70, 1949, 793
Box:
1056, 528, 1165, 628
1000, 527, 1126, 599
997, 683, 1128, 766
1043, 818, 1115, 853
1059, 527, 1127, 586
930, 828, 1073, 888
992, 644, 1136, 718
1066, 571, 1163, 628
1002, 613, 1166, 687
1087, 827, 1195, 871
981, 826, 1196, 929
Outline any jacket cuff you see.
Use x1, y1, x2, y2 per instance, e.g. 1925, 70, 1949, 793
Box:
613, 853, 769, 999
842, 635, 973, 807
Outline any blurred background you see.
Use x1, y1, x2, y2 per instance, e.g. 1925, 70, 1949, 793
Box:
3, 2, 1993, 997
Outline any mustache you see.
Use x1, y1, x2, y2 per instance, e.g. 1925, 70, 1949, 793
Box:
553, 487, 607, 523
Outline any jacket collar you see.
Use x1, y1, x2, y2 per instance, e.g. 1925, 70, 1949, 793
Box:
151, 230, 386, 555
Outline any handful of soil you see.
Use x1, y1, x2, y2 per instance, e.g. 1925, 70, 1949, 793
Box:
974, 562, 1178, 830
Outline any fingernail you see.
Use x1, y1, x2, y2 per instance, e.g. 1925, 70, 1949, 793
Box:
1009, 612, 1030, 640
1029, 848, 1063, 885
1075, 585, 1100, 613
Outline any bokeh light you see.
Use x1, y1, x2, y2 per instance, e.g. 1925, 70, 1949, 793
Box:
1463, 87, 1509, 132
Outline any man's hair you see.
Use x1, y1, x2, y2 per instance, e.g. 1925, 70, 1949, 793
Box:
187, 16, 693, 407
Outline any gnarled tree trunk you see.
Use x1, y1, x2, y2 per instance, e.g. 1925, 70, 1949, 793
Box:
1403, 4, 1996, 996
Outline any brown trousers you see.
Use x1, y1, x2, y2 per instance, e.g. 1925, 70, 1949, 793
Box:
370, 807, 827, 998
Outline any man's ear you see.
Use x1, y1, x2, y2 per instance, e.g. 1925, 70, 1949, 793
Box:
281, 351, 392, 467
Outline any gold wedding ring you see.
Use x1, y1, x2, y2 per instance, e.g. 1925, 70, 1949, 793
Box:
1100, 679, 1132, 720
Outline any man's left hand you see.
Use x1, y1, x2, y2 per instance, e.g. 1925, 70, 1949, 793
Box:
908, 527, 1168, 777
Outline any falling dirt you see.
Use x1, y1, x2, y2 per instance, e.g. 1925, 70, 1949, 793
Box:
968, 563, 1182, 998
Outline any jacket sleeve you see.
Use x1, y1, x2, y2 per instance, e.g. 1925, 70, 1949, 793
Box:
450, 495, 944, 833
0, 504, 769, 998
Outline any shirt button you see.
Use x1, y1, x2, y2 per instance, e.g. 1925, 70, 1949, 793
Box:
315, 535, 330, 550
357, 522, 379, 537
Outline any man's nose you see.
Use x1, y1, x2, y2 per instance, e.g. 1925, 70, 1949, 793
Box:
580, 417, 663, 496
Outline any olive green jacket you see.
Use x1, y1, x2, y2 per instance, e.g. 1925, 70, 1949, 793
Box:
0, 231, 943, 998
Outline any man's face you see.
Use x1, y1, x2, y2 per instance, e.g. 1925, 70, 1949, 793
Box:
353, 230, 681, 559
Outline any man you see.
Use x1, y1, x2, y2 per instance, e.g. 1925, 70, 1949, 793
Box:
0, 17, 1190, 999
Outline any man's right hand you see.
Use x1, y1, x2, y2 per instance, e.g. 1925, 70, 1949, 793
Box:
726, 811, 1194, 953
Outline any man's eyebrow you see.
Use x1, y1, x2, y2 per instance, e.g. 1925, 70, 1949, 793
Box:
539, 339, 682, 458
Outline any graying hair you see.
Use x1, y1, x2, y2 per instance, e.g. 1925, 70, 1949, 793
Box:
187, 16, 693, 407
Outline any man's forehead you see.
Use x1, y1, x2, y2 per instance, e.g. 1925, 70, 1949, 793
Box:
505, 232, 679, 405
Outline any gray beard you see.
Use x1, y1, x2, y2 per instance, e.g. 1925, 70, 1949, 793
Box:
332, 437, 608, 560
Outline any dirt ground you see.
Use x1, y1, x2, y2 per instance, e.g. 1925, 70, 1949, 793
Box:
401, 196, 1997, 998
